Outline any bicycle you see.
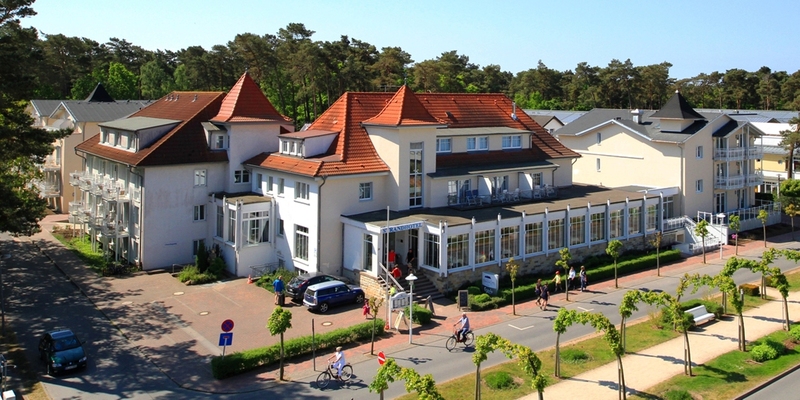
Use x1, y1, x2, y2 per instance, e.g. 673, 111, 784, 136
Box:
445, 329, 474, 351
316, 362, 353, 388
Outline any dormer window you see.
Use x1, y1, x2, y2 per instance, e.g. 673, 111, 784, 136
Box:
502, 135, 521, 149
467, 137, 488, 151
436, 138, 452, 153
213, 134, 227, 150
279, 138, 304, 157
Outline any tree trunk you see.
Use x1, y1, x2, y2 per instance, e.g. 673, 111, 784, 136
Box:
702, 237, 706, 264
763, 225, 767, 247
614, 261, 618, 288
555, 333, 561, 378
512, 283, 516, 316
475, 365, 481, 400
618, 356, 626, 400
371, 316, 376, 355
279, 333, 285, 380
683, 330, 692, 376
656, 248, 660, 276
784, 296, 791, 331
722, 292, 727, 315
735, 235, 739, 255
739, 312, 746, 351
761, 276, 766, 300
621, 318, 627, 353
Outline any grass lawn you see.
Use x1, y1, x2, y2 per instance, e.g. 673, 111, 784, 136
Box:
51, 228, 105, 273
631, 329, 800, 400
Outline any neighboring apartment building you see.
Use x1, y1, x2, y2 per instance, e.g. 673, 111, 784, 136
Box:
751, 121, 798, 194
28, 84, 151, 212
554, 91, 780, 235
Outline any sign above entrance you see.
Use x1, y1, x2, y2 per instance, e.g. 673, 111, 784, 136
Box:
381, 222, 423, 234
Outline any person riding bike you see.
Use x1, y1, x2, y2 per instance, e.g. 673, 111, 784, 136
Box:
453, 312, 470, 342
327, 346, 346, 380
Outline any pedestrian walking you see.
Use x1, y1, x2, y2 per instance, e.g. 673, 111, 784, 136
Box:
553, 270, 562, 292
540, 282, 550, 310
362, 298, 371, 319
580, 265, 587, 292
273, 276, 284, 305
568, 266, 576, 291
535, 279, 543, 306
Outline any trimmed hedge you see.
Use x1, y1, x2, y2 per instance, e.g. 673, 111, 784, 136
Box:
464, 249, 683, 311
739, 283, 760, 297
404, 304, 433, 324
790, 324, 800, 342
751, 343, 779, 362
211, 318, 384, 379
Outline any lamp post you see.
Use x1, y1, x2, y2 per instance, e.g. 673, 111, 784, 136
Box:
717, 213, 726, 260
0, 252, 10, 337
406, 273, 417, 344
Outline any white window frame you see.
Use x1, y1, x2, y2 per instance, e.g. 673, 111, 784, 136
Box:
696, 179, 704, 193
596, 158, 601, 172
278, 178, 285, 195
193, 205, 206, 221
295, 182, 310, 201
194, 169, 207, 187
215, 205, 224, 238
214, 134, 226, 150
467, 136, 489, 151
359, 182, 373, 201
502, 135, 521, 149
696, 145, 704, 159
295, 225, 309, 261
436, 138, 452, 153
234, 169, 250, 184
192, 239, 205, 256
266, 175, 273, 193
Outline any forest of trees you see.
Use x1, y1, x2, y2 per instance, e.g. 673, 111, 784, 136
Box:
24, 23, 800, 128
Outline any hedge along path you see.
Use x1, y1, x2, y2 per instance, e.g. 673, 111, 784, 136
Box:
553, 309, 627, 400
471, 332, 547, 400
369, 358, 444, 400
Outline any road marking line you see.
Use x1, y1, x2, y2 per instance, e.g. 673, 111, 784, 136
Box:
577, 307, 594, 312
508, 324, 535, 331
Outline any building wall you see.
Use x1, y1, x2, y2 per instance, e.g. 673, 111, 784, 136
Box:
223, 122, 285, 194
682, 133, 713, 217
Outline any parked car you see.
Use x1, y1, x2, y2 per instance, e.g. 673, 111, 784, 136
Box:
286, 272, 349, 302
38, 329, 88, 375
303, 280, 365, 313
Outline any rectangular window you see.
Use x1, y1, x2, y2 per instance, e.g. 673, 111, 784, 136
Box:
295, 225, 309, 261
215, 206, 224, 237
192, 239, 205, 256
255, 173, 263, 192
531, 173, 542, 187
646, 205, 657, 231
570, 215, 585, 246
696, 179, 703, 193
596, 158, 601, 172
278, 178, 285, 195
424, 233, 440, 268
610, 210, 623, 238
525, 222, 543, 254
696, 145, 703, 159
502, 135, 521, 149
447, 233, 469, 270
590, 213, 605, 242
474, 229, 495, 263
214, 134, 225, 149
243, 211, 269, 245
436, 138, 452, 153
227, 209, 236, 243
548, 218, 564, 250
234, 170, 250, 184
295, 182, 310, 200
266, 176, 273, 193
597, 132, 602, 145
359, 182, 373, 200
194, 169, 206, 186
363, 234, 373, 271
277, 219, 285, 237
193, 205, 206, 221
467, 136, 489, 151
628, 207, 641, 235
281, 140, 288, 153
500, 226, 519, 259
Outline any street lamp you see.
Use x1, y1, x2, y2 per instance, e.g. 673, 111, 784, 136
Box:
717, 213, 726, 260
406, 273, 417, 344
0, 252, 10, 337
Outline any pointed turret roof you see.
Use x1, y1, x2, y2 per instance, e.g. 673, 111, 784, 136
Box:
363, 86, 440, 126
211, 72, 289, 123
85, 83, 115, 102
651, 90, 704, 120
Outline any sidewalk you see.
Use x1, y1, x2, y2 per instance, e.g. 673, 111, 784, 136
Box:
27, 213, 800, 395
521, 287, 800, 400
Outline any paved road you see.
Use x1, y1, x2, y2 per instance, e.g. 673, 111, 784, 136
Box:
739, 364, 800, 400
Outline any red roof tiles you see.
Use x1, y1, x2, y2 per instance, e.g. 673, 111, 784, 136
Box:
211, 72, 289, 123
363, 85, 440, 126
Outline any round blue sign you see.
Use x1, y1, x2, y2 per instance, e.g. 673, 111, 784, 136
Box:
221, 319, 234, 332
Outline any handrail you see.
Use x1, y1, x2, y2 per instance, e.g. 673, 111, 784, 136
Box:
379, 262, 404, 291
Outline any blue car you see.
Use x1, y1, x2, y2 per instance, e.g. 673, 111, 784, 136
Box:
38, 329, 88, 375
303, 280, 365, 313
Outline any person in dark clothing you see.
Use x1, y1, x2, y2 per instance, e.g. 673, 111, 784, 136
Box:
539, 282, 550, 310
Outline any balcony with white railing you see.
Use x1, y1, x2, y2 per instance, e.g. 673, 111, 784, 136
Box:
69, 171, 84, 186
69, 202, 83, 216
35, 181, 60, 197
41, 155, 61, 171
714, 175, 745, 190
747, 146, 762, 159
714, 147, 745, 161
747, 172, 763, 187
131, 187, 141, 205
102, 220, 129, 238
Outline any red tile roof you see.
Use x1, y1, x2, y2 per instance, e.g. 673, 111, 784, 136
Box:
363, 85, 440, 126
247, 88, 579, 177
211, 72, 290, 123
76, 92, 228, 166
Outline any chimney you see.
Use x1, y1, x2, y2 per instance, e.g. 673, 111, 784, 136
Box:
631, 109, 643, 124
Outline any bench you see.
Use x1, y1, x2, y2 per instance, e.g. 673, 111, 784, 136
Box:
686, 305, 715, 326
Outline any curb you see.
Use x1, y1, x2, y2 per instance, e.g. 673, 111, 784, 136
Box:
733, 361, 800, 399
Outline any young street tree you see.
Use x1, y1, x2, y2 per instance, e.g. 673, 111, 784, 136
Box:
606, 240, 623, 288
649, 231, 662, 276
728, 214, 741, 255
267, 306, 292, 380
556, 248, 571, 301
694, 219, 710, 264
758, 209, 769, 247
505, 257, 520, 315
367, 296, 384, 355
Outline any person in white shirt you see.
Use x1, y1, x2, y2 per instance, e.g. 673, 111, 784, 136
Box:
328, 346, 346, 379
568, 266, 576, 291
453, 312, 470, 342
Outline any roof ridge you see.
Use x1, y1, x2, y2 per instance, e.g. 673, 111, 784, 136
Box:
211, 72, 288, 123
363, 86, 440, 126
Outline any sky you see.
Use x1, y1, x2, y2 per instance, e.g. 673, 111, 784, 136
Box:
22, 0, 800, 80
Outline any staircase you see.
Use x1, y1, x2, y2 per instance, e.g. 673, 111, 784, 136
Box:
377, 271, 443, 302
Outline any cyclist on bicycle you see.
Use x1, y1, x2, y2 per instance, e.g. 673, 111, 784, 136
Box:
327, 346, 346, 380
453, 312, 470, 342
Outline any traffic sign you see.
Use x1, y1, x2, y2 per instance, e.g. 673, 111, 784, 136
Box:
377, 351, 386, 365
221, 319, 234, 332
219, 332, 233, 346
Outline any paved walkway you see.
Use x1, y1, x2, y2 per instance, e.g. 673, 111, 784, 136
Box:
520, 287, 800, 399
26, 213, 800, 396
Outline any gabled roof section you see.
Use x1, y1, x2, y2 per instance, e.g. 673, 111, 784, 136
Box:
85, 83, 115, 102
55, 100, 152, 122
362, 85, 440, 126
211, 72, 289, 123
76, 91, 228, 167
650, 91, 704, 120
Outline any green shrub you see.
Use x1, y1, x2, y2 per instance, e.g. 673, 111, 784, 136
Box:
789, 324, 800, 342
177, 265, 218, 285
739, 283, 760, 297
467, 286, 482, 295
196, 245, 209, 272
208, 256, 226, 276
484, 371, 516, 390
257, 267, 300, 292
473, 293, 491, 303
664, 389, 694, 400
404, 304, 433, 324
211, 319, 385, 379
763, 338, 786, 355
560, 348, 590, 364
751, 343, 779, 362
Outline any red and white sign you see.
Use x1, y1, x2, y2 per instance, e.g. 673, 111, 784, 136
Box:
221, 319, 234, 332
377, 351, 386, 365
